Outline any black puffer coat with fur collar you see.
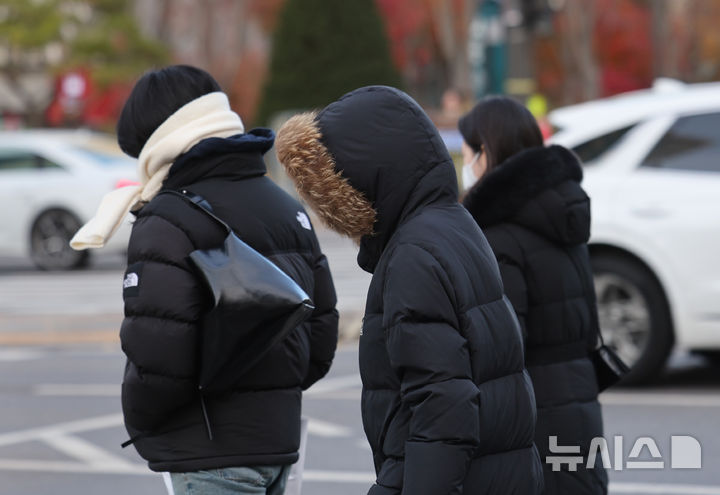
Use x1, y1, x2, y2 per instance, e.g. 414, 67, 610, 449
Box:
277, 86, 543, 495
463, 145, 608, 495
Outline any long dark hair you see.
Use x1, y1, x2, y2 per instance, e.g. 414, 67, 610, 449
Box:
458, 95, 543, 172
117, 65, 221, 158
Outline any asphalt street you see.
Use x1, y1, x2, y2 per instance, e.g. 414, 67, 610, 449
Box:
0, 228, 719, 494
1, 344, 719, 495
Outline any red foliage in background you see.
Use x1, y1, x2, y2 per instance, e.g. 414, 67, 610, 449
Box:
375, 0, 432, 70
376, 0, 472, 103
595, 0, 653, 96
45, 70, 130, 130
247, 0, 286, 32
534, 0, 654, 106
83, 84, 132, 129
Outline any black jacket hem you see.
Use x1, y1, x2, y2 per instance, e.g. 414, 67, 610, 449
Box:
149, 452, 300, 473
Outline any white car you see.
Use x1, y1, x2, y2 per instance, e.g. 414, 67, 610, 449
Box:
549, 79, 720, 383
0, 129, 137, 270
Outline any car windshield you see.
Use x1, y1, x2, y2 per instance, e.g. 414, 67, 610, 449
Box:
571, 125, 635, 164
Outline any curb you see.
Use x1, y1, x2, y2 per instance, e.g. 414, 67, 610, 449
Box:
0, 330, 119, 346
0, 312, 363, 346
0, 314, 122, 346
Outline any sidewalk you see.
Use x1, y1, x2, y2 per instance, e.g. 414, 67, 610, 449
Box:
0, 223, 368, 347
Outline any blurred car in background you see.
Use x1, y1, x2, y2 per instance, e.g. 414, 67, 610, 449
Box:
549, 78, 720, 383
0, 129, 137, 270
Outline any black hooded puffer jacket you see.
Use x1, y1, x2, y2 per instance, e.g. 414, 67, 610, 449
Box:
463, 145, 608, 494
120, 130, 338, 472
279, 87, 543, 494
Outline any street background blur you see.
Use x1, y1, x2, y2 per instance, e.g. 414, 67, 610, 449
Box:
6, 0, 720, 133
1, 1, 720, 494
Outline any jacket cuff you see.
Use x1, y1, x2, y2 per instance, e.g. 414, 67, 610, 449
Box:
402, 441, 473, 495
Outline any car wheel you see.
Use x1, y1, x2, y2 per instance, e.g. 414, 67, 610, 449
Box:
591, 255, 674, 385
30, 209, 89, 270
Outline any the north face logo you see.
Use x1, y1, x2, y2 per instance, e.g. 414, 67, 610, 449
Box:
296, 211, 312, 230
123, 273, 139, 289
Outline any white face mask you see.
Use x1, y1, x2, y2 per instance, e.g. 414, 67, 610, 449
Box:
462, 153, 480, 191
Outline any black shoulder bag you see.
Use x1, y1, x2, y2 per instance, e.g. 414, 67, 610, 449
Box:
570, 247, 630, 391
164, 190, 315, 394
122, 190, 314, 445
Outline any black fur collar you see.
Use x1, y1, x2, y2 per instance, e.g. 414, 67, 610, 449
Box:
462, 145, 583, 227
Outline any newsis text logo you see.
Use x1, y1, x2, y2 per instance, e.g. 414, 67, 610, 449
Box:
546, 435, 702, 471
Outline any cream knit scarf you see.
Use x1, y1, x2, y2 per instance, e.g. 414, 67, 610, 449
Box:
70, 92, 244, 250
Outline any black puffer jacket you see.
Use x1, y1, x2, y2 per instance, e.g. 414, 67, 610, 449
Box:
120, 129, 338, 472
463, 145, 608, 494
279, 86, 543, 494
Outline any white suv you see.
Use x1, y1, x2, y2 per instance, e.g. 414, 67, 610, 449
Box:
549, 79, 720, 383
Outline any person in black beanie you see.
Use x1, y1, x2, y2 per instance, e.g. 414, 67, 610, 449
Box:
277, 86, 543, 495
73, 65, 339, 495
460, 95, 608, 495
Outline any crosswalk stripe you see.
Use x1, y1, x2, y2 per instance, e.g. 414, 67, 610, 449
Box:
601, 392, 720, 408
0, 413, 124, 448
43, 433, 137, 469
306, 418, 353, 438
0, 458, 717, 494
609, 482, 720, 494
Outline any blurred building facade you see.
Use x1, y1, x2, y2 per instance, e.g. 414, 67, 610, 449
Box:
2, 0, 720, 130
132, 0, 283, 126
0, 0, 167, 129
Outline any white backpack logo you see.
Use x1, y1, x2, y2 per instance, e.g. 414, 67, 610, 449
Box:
296, 211, 312, 230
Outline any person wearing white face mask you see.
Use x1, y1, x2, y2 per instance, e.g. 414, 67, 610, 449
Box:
458, 95, 608, 495
461, 143, 486, 191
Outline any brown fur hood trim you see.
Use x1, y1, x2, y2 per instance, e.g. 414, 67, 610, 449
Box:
276, 112, 376, 238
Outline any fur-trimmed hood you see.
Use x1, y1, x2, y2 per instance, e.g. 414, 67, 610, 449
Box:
463, 145, 591, 245
277, 86, 458, 272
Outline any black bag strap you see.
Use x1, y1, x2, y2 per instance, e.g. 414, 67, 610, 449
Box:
567, 246, 604, 351
159, 189, 232, 236
525, 340, 588, 366
153, 189, 229, 442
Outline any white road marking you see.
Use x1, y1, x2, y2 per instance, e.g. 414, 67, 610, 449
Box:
31, 379, 362, 398
0, 348, 46, 361
610, 482, 720, 494
0, 458, 718, 494
42, 433, 135, 469
0, 401, 716, 493
307, 390, 362, 400
302, 470, 375, 483
0, 459, 149, 475
355, 439, 371, 449
601, 392, 720, 408
0, 413, 124, 447
305, 374, 362, 395
34, 384, 119, 397
306, 417, 353, 438
31, 384, 361, 400
163, 472, 175, 495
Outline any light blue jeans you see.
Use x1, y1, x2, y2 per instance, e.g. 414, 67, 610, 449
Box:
169, 465, 291, 495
